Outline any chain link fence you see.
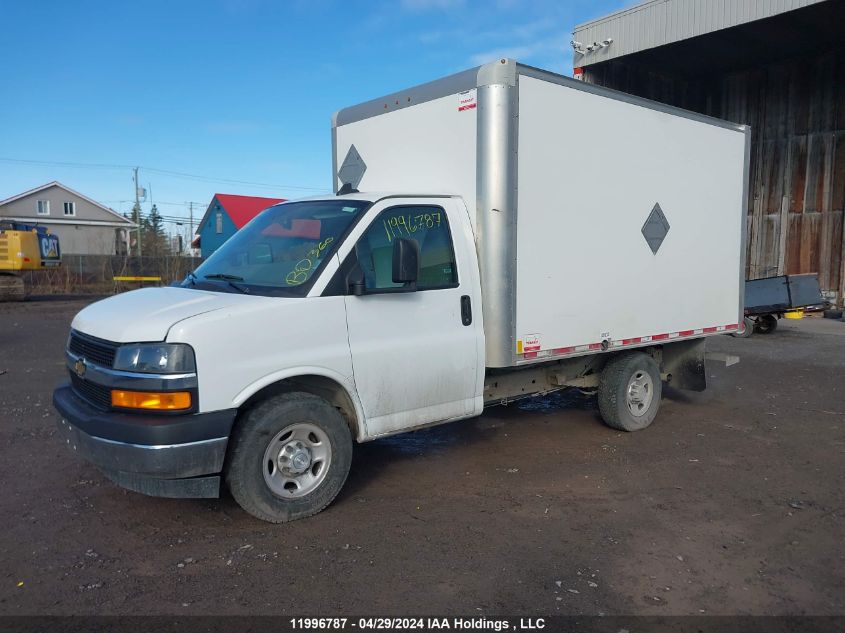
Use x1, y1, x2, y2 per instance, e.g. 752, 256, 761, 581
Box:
22, 255, 202, 295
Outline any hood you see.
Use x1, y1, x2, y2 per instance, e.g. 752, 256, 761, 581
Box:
71, 287, 264, 343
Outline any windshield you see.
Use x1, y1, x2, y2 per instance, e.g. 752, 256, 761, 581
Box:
187, 199, 370, 296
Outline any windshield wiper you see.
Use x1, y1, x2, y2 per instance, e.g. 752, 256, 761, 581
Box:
185, 271, 198, 286
203, 273, 250, 294
204, 273, 244, 281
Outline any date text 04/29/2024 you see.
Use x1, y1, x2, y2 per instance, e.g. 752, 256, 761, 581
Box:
289, 618, 546, 631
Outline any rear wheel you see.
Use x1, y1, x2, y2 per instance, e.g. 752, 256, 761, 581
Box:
598, 352, 662, 432
225, 392, 353, 523
754, 314, 778, 334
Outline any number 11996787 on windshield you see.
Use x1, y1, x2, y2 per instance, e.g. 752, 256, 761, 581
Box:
383, 212, 442, 242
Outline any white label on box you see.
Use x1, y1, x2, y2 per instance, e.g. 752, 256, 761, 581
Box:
458, 89, 477, 112
523, 334, 541, 352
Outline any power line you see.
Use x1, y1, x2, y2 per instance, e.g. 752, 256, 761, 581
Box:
141, 166, 324, 192
103, 199, 204, 204
0, 157, 130, 170
0, 157, 325, 192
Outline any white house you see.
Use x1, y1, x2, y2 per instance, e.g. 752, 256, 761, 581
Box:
0, 181, 136, 255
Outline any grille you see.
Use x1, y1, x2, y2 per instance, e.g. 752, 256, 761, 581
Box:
68, 330, 119, 368
70, 372, 112, 410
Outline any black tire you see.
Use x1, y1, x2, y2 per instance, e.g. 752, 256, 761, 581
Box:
823, 309, 843, 320
598, 352, 662, 432
754, 314, 778, 334
225, 392, 353, 523
731, 316, 754, 338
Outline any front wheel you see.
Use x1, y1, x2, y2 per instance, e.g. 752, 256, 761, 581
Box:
598, 352, 662, 432
225, 392, 353, 523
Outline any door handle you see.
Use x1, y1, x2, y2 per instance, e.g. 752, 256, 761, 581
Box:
460, 295, 472, 326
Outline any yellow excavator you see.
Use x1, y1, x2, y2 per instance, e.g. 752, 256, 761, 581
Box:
0, 221, 61, 300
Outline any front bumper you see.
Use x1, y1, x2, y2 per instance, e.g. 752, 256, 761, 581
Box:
53, 383, 237, 498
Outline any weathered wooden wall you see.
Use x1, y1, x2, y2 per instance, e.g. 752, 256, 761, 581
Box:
584, 48, 845, 303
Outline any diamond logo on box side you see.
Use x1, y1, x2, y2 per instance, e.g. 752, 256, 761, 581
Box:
641, 203, 670, 254
337, 144, 367, 189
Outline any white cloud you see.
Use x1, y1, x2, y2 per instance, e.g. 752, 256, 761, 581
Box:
402, 1, 575, 73
468, 30, 568, 68
417, 29, 447, 43
469, 46, 534, 66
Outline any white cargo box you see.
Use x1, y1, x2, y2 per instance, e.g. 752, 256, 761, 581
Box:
333, 59, 749, 368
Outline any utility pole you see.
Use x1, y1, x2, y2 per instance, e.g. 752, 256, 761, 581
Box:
133, 167, 142, 258
189, 202, 194, 256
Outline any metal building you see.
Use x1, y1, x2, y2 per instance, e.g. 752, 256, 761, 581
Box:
572, 0, 845, 304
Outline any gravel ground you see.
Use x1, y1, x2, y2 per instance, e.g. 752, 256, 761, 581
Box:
0, 298, 843, 616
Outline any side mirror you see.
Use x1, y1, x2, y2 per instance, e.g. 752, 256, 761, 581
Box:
392, 238, 419, 286
347, 261, 365, 296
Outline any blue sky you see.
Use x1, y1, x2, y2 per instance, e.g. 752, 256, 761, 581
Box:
0, 0, 626, 231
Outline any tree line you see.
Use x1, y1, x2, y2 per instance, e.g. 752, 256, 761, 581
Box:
128, 204, 178, 257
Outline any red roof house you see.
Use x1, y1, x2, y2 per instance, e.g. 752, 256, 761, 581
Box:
195, 193, 285, 257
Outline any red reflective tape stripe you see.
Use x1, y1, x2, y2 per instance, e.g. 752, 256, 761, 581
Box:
528, 323, 733, 361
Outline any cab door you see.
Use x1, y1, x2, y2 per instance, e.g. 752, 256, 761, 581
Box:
334, 198, 483, 438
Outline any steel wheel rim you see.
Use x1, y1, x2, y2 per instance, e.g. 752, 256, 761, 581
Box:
626, 370, 654, 417
757, 316, 774, 333
263, 423, 332, 499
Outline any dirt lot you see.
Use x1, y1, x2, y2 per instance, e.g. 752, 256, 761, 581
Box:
0, 297, 843, 616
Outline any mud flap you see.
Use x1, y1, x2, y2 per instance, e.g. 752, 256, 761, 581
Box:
661, 338, 707, 392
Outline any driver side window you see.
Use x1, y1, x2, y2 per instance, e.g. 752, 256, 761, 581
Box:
355, 205, 458, 291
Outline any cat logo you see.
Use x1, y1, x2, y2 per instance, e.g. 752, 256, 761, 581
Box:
40, 236, 60, 260
74, 358, 87, 378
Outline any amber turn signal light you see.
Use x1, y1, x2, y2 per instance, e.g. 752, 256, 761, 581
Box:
111, 390, 192, 411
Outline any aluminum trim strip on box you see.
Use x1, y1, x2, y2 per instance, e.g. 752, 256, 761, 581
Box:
331, 125, 339, 193
333, 59, 746, 133
739, 126, 751, 325
333, 67, 479, 127
515, 325, 739, 365
476, 80, 519, 368
516, 62, 746, 133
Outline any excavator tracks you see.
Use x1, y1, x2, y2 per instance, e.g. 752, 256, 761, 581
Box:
0, 274, 27, 301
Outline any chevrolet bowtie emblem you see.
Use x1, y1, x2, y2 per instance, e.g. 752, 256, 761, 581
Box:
74, 358, 87, 378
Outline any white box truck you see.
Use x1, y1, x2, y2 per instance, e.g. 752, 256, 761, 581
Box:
53, 59, 749, 523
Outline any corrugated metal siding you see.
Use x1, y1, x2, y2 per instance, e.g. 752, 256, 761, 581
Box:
583, 49, 845, 301
574, 0, 827, 67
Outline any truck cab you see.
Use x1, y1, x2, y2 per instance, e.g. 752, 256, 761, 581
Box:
54, 193, 486, 522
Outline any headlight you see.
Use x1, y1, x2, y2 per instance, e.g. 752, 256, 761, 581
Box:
113, 343, 196, 374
